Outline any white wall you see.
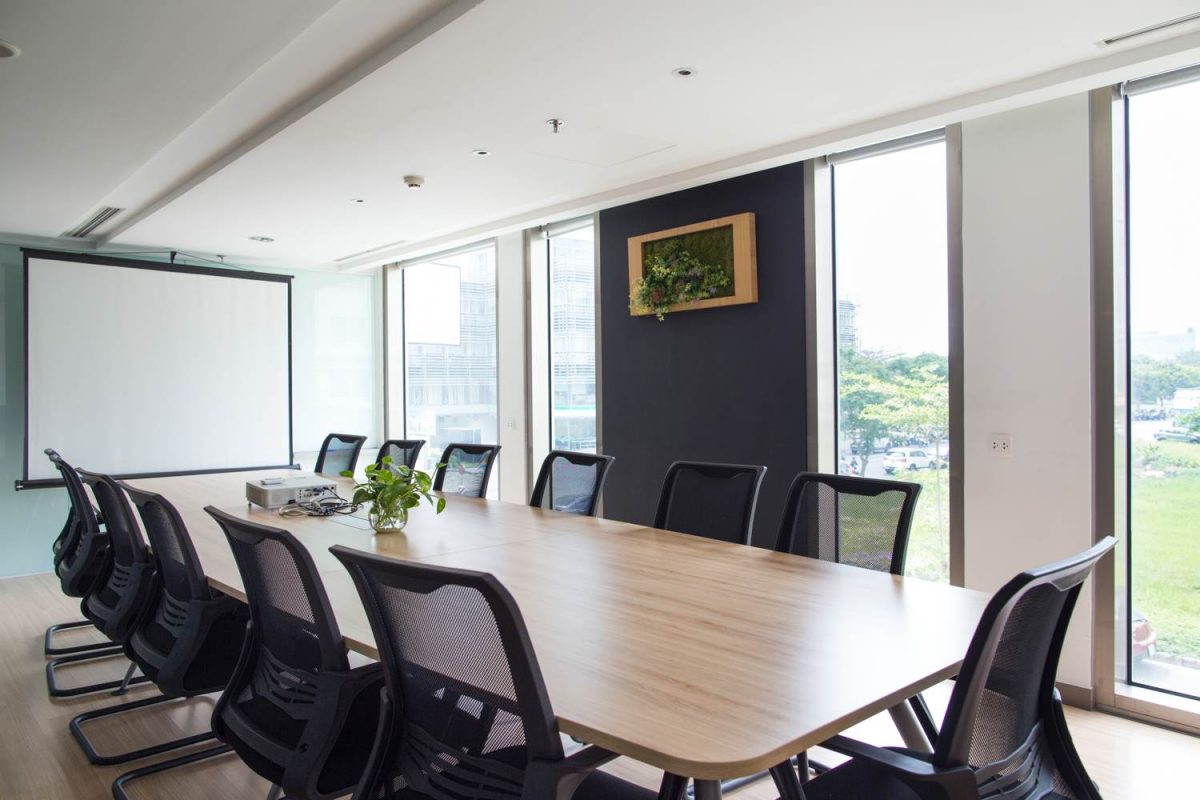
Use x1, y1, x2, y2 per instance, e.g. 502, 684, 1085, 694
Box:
961, 94, 1095, 689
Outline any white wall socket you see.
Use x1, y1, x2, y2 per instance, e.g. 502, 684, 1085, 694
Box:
989, 433, 1012, 456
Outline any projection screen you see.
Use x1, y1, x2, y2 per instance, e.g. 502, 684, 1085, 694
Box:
21, 251, 293, 486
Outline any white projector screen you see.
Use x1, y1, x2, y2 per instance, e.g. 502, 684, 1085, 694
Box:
22, 252, 293, 485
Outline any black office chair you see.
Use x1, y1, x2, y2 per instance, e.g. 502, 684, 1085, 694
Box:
314, 433, 367, 476
206, 508, 384, 800
374, 438, 425, 470
653, 461, 767, 544
530, 450, 615, 516
776, 472, 921, 575
772, 537, 1116, 800
46, 467, 156, 698
72, 483, 248, 791
433, 443, 501, 497
76, 471, 158, 647
44, 449, 116, 659
330, 545, 658, 800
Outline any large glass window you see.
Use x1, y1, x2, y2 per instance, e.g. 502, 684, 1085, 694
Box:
1126, 77, 1200, 699
833, 138, 950, 583
548, 224, 597, 452
398, 244, 499, 497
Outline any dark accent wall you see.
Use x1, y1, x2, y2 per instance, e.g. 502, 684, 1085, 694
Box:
598, 163, 806, 547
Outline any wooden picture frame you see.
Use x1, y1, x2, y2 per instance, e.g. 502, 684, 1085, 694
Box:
627, 212, 757, 317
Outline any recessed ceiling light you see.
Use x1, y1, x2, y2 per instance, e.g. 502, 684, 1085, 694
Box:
351, 198, 365, 203
672, 67, 696, 77
0, 40, 20, 59
471, 149, 492, 157
248, 235, 275, 243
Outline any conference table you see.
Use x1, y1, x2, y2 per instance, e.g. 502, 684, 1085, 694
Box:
125, 469, 990, 797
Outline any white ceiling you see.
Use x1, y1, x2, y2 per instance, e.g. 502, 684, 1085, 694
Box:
3, 0, 1200, 269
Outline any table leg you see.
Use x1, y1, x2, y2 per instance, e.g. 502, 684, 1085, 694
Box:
658, 773, 689, 800
693, 779, 723, 800
888, 701, 933, 753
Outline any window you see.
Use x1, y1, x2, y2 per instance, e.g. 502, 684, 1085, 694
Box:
832, 137, 950, 583
548, 223, 597, 452
390, 244, 499, 498
1125, 76, 1200, 700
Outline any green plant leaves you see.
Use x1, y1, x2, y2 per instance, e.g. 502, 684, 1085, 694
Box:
344, 457, 446, 521
630, 237, 732, 321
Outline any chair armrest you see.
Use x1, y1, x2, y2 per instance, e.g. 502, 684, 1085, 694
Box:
561, 745, 618, 770
820, 735, 976, 791
821, 736, 940, 776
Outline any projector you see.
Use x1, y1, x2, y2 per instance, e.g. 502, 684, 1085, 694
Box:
246, 474, 338, 510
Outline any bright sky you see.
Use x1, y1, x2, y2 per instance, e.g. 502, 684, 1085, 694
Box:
834, 141, 949, 356
1129, 80, 1200, 340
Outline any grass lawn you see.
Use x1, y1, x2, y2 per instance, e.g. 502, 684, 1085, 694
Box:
904, 468, 950, 584
1131, 454, 1200, 660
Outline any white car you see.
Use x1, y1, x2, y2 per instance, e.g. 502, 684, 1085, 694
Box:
882, 447, 941, 473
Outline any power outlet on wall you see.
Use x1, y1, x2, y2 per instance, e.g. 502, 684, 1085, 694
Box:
989, 433, 1012, 456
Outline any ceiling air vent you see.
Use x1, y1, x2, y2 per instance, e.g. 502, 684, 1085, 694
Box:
61, 206, 123, 238
336, 239, 408, 263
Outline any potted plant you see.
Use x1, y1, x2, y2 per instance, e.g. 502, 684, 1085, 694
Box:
341, 457, 445, 534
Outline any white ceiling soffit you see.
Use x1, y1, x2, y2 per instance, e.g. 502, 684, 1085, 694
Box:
0, 0, 341, 238
7, 0, 1200, 269
109, 0, 1200, 270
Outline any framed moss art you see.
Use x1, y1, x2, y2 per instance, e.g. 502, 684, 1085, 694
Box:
627, 212, 757, 320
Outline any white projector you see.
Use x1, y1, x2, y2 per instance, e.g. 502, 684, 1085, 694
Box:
246, 474, 338, 510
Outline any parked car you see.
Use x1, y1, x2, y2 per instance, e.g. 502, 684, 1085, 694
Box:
1153, 428, 1200, 443
882, 447, 940, 473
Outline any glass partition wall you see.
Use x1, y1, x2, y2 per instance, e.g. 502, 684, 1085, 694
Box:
832, 136, 951, 583
386, 243, 499, 498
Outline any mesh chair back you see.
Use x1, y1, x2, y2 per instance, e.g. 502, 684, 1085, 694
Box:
375, 439, 425, 470
653, 461, 767, 544
206, 507, 348, 673
529, 451, 615, 516
78, 470, 150, 569
47, 451, 111, 598
433, 443, 501, 498
331, 546, 561, 798
50, 450, 99, 535
932, 538, 1115, 797
314, 433, 367, 476
121, 483, 212, 603
775, 472, 920, 575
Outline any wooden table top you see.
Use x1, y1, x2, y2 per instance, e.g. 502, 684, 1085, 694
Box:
126, 469, 990, 780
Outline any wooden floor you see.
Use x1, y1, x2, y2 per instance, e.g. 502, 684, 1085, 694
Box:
4, 572, 1197, 799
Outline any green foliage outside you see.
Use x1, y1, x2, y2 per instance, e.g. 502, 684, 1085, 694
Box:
631, 230, 734, 320
839, 347, 950, 583
1130, 442, 1200, 659
1132, 355, 1200, 408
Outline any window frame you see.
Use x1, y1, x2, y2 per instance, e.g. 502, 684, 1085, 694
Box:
810, 128, 964, 586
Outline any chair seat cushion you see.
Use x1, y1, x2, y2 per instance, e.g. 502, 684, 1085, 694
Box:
800, 757, 925, 800
572, 770, 659, 800
385, 768, 657, 800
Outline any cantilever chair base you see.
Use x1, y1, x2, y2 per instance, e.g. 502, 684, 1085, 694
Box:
46, 651, 150, 698
70, 692, 218, 766
45, 619, 114, 657
112, 743, 234, 800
